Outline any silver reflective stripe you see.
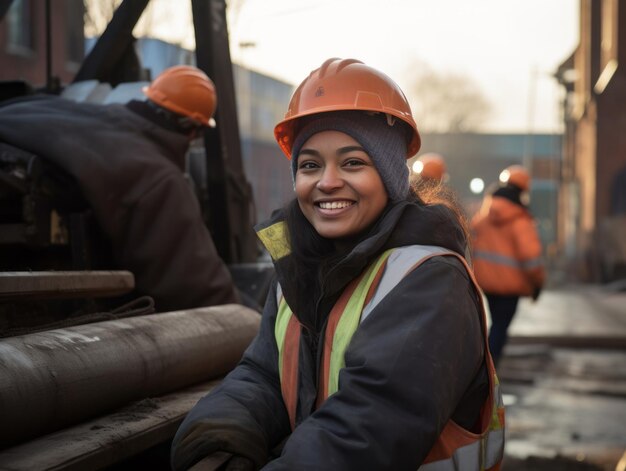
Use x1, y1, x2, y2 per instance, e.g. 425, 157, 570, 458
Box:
520, 257, 543, 269
418, 458, 456, 471
361, 245, 454, 322
418, 440, 480, 471
275, 283, 283, 306
473, 250, 520, 268
485, 428, 505, 468
474, 250, 543, 271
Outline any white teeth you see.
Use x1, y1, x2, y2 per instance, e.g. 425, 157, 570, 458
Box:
319, 201, 352, 209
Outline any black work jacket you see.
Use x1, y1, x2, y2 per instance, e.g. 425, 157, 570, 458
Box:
0, 96, 237, 311
171, 199, 488, 470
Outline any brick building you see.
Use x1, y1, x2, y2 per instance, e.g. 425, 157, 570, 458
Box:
0, 0, 84, 89
555, 0, 626, 281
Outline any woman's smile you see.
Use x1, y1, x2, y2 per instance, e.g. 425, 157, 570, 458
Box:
316, 199, 355, 213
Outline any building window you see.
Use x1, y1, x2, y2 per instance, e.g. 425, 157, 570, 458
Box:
6, 0, 34, 53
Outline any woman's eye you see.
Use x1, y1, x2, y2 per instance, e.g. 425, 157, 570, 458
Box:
298, 161, 319, 170
344, 158, 366, 167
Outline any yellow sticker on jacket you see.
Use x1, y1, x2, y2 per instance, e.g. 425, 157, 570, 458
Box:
257, 221, 291, 260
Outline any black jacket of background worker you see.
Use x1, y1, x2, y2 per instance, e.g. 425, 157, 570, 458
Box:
0, 66, 238, 312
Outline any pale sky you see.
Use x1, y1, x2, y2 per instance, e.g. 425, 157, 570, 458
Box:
142, 0, 579, 134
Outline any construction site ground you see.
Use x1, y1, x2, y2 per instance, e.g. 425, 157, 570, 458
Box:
496, 281, 626, 471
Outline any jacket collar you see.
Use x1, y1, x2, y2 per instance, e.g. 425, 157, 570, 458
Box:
256, 199, 467, 321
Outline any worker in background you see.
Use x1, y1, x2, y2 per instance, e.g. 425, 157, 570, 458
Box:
411, 152, 474, 261
471, 164, 545, 366
412, 152, 447, 186
170, 58, 504, 471
0, 65, 239, 312
411, 152, 458, 219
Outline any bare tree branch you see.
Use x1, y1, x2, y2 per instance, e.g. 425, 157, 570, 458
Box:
407, 61, 492, 133
83, 0, 122, 37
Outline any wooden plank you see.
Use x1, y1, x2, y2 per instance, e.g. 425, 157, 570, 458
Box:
0, 271, 135, 299
0, 380, 220, 471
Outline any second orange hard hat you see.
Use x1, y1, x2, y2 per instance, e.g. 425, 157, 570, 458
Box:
500, 165, 531, 191
143, 65, 217, 127
415, 153, 447, 182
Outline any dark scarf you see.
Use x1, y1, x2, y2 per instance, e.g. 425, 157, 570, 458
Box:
492, 184, 526, 208
125, 99, 187, 135
257, 199, 467, 331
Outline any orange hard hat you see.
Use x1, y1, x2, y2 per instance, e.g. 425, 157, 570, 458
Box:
415, 153, 447, 182
143, 65, 217, 127
500, 165, 530, 191
274, 58, 420, 159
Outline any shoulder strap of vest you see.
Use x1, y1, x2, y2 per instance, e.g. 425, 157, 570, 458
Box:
275, 249, 394, 428
361, 245, 457, 321
318, 245, 461, 404
416, 251, 505, 470
317, 248, 394, 405
275, 286, 300, 430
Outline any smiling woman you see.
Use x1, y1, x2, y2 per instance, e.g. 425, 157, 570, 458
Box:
171, 58, 506, 471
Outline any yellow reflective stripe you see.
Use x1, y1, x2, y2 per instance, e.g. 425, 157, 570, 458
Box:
257, 221, 291, 260
490, 408, 504, 430
489, 376, 504, 430
327, 249, 394, 397
275, 297, 292, 383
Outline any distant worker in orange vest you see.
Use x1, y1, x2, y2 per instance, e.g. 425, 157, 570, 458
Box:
412, 152, 447, 188
471, 165, 545, 365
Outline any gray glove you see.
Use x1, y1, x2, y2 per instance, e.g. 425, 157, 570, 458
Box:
171, 420, 267, 471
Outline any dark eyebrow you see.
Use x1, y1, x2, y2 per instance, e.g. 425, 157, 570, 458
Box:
298, 148, 321, 157
338, 145, 366, 155
298, 145, 367, 157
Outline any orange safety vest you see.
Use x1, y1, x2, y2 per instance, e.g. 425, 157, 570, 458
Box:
274, 246, 505, 470
471, 196, 544, 296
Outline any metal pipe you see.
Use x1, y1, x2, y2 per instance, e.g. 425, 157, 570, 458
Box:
0, 304, 260, 448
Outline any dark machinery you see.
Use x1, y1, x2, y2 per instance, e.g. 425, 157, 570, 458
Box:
0, 0, 258, 268
0, 1, 270, 469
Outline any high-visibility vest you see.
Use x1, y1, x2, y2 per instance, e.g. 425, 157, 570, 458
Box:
470, 197, 544, 296
274, 245, 505, 470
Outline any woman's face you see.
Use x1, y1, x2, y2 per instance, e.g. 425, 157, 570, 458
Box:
295, 130, 388, 240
